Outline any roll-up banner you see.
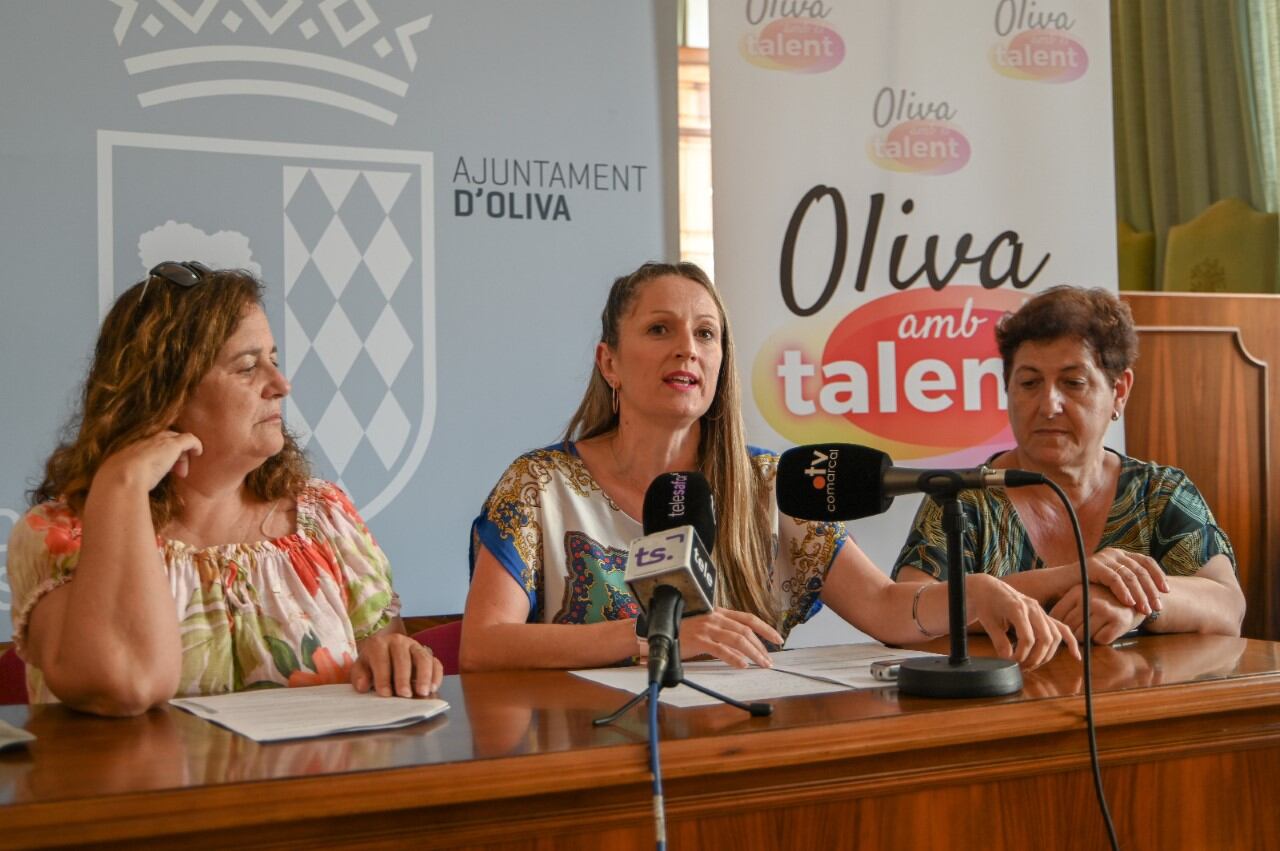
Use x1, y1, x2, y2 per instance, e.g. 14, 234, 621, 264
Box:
710, 1, 1117, 644
0, 1, 677, 637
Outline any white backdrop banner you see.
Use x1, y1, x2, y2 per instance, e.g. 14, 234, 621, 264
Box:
710, 0, 1117, 644
0, 1, 677, 638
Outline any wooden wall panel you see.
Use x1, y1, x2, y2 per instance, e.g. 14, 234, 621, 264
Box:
1122, 293, 1279, 640
1124, 328, 1267, 635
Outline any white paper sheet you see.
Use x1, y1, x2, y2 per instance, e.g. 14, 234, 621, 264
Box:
0, 719, 35, 751
769, 643, 937, 688
171, 684, 448, 742
572, 642, 940, 708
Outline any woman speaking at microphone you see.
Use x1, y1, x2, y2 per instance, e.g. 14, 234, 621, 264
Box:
893, 286, 1245, 642
461, 261, 1077, 671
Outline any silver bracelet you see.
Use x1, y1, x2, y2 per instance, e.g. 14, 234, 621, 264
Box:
912, 583, 941, 637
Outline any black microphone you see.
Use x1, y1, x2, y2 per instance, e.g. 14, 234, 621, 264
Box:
776, 443, 1045, 520
779, 443, 1040, 700
642, 469, 716, 550
625, 472, 717, 684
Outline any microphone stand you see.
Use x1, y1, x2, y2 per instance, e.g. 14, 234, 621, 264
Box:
897, 483, 1023, 698
593, 597, 773, 726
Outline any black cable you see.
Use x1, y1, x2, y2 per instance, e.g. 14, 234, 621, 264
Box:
1043, 478, 1120, 851
647, 681, 667, 851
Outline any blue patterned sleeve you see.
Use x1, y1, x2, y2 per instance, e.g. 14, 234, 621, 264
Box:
892, 496, 948, 580
775, 514, 849, 639
469, 456, 544, 619
752, 443, 850, 638
892, 493, 993, 581
1146, 467, 1236, 576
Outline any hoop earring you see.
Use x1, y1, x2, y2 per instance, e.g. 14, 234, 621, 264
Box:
612, 384, 619, 415
1111, 411, 1120, 421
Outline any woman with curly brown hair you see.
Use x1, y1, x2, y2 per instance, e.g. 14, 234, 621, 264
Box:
6, 263, 441, 715
894, 286, 1246, 642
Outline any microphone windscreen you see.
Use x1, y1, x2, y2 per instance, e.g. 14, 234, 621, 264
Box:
776, 444, 893, 521
642, 471, 716, 551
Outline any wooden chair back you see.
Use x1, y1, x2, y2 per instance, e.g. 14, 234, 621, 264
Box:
1163, 198, 1278, 294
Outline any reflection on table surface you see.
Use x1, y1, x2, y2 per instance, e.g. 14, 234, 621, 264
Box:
0, 633, 1273, 807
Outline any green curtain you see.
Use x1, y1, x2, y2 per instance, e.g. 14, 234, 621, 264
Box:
1243, 0, 1280, 215
1111, 0, 1272, 288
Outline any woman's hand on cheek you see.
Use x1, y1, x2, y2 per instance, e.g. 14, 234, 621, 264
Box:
95, 430, 204, 493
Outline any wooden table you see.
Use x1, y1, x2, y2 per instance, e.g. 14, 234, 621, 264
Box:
1, 634, 1278, 850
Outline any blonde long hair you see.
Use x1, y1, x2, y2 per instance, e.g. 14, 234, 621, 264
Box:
563, 262, 778, 626
34, 268, 309, 527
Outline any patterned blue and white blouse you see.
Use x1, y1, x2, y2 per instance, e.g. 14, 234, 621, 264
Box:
469, 442, 847, 642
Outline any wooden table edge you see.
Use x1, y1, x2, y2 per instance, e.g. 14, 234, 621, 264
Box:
3, 670, 1278, 847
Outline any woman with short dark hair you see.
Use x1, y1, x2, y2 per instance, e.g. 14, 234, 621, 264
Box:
894, 285, 1245, 641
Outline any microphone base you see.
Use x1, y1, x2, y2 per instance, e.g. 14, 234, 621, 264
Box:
592, 635, 773, 726
897, 655, 1022, 698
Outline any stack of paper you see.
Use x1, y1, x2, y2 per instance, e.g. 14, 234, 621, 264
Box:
573, 642, 939, 708
171, 684, 448, 742
0, 719, 35, 751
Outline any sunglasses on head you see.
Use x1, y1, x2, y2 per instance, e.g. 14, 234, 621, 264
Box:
138, 260, 212, 301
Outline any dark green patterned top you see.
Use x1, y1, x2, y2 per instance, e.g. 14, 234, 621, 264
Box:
891, 451, 1236, 581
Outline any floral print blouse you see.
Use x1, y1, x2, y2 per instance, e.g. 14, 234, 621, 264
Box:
6, 480, 400, 703
470, 443, 848, 643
